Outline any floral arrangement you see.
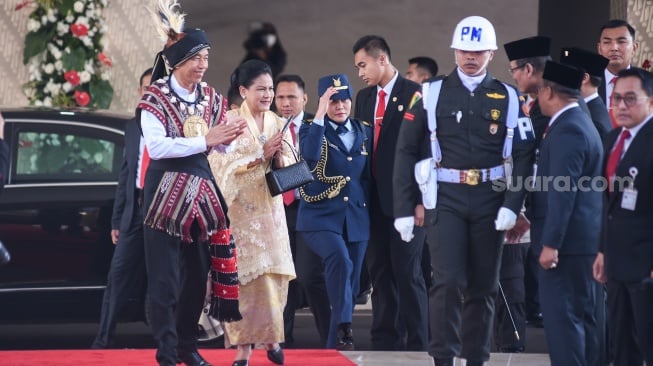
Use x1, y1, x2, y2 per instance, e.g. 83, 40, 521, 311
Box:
642, 59, 652, 72
18, 0, 113, 109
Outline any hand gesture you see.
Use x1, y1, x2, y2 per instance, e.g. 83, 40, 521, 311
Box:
315, 87, 338, 120
205, 115, 246, 147
414, 204, 425, 227
263, 131, 283, 160
505, 213, 530, 243
539, 246, 559, 270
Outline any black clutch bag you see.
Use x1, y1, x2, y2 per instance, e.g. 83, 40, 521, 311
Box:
265, 118, 314, 196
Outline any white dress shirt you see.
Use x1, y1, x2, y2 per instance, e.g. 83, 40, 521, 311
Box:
141, 75, 208, 160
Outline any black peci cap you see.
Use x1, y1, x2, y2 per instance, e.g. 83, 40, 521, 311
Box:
542, 60, 584, 90
559, 47, 609, 78
504, 36, 551, 61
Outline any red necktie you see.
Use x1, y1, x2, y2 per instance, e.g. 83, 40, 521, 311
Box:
373, 89, 386, 176
608, 77, 618, 128
606, 129, 630, 193
289, 123, 297, 148
138, 146, 150, 189
282, 123, 297, 206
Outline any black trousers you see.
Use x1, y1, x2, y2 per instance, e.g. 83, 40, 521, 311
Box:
144, 223, 210, 365
92, 201, 145, 348
426, 182, 504, 362
493, 243, 526, 351
539, 255, 598, 366
607, 278, 653, 366
524, 242, 541, 318
367, 203, 428, 351
283, 201, 331, 346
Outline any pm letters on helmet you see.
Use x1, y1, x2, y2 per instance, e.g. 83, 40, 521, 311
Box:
460, 26, 483, 42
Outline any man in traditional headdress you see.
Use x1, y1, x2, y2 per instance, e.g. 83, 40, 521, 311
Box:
138, 1, 246, 365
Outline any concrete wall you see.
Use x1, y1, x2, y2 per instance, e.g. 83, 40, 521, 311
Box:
184, 0, 540, 110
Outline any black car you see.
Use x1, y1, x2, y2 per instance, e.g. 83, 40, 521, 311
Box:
0, 107, 146, 323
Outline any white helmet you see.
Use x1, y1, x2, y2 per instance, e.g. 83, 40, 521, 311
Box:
450, 16, 498, 51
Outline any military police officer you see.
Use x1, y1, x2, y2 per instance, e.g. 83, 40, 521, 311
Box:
393, 16, 536, 366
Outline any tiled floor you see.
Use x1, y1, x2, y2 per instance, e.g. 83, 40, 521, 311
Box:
341, 351, 550, 366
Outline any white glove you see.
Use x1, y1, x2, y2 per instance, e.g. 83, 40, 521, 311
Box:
394, 216, 415, 243
495, 207, 517, 231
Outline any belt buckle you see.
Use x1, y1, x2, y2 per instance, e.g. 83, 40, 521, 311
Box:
465, 169, 480, 185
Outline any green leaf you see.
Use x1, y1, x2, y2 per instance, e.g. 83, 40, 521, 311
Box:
57, 0, 76, 15
61, 47, 86, 71
23, 28, 56, 64
89, 79, 114, 109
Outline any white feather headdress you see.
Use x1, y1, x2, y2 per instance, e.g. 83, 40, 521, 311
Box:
150, 0, 186, 43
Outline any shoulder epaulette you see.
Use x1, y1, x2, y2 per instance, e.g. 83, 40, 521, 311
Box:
361, 120, 371, 127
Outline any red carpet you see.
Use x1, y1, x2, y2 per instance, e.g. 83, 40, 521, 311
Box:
0, 349, 355, 365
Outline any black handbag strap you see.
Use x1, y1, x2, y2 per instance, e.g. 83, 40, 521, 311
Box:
267, 138, 301, 172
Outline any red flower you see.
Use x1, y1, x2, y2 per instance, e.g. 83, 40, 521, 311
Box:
15, 0, 33, 11
64, 70, 80, 86
70, 23, 88, 37
98, 52, 112, 67
642, 59, 652, 70
74, 90, 90, 107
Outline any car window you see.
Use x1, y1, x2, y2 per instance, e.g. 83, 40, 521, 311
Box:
16, 131, 116, 177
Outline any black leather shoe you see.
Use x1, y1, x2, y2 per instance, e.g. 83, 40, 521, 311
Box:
177, 350, 212, 366
335, 324, 354, 351
232, 361, 248, 366
266, 347, 284, 365
499, 345, 525, 353
355, 288, 371, 305
526, 312, 544, 328
432, 357, 454, 366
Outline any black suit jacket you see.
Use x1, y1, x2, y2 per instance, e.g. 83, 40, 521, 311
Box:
111, 116, 141, 232
600, 118, 653, 282
529, 106, 603, 255
586, 96, 612, 138
598, 77, 607, 107
354, 74, 420, 216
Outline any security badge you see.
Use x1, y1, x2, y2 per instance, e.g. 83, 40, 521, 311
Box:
489, 109, 500, 134
621, 167, 639, 211
486, 92, 506, 99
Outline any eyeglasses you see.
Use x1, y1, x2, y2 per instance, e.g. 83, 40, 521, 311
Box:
610, 94, 649, 107
508, 64, 527, 75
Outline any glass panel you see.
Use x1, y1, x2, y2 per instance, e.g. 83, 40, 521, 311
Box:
15, 131, 116, 177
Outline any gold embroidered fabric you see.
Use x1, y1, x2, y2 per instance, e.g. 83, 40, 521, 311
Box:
208, 102, 296, 285
223, 273, 288, 346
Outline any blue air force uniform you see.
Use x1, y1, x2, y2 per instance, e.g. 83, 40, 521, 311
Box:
296, 74, 373, 349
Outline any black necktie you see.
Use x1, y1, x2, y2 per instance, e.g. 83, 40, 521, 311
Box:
336, 124, 348, 135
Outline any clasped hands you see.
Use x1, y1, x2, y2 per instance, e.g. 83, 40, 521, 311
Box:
205, 114, 247, 147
